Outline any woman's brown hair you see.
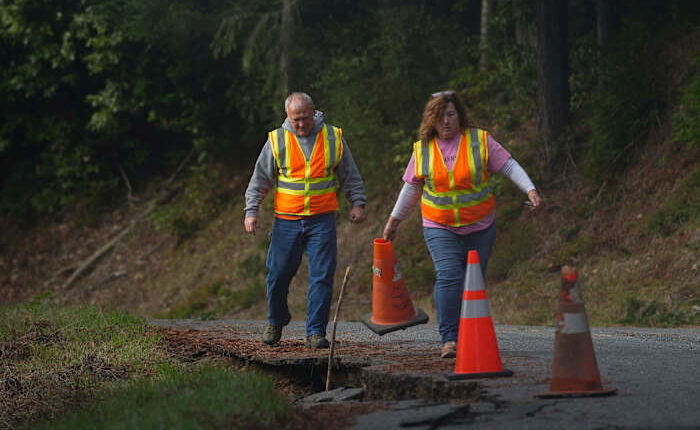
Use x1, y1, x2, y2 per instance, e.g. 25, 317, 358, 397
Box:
418, 91, 471, 143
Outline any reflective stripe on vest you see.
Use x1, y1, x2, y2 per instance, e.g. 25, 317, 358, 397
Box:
414, 129, 494, 227
269, 124, 343, 216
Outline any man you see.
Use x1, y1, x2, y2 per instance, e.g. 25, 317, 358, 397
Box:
244, 92, 366, 348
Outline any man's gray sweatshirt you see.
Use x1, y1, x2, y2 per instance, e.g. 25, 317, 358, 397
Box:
244, 111, 366, 218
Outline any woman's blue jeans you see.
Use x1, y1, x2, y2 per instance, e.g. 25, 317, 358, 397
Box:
423, 224, 496, 345
266, 213, 336, 337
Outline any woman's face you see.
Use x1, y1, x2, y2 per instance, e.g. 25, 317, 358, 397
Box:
436, 102, 460, 140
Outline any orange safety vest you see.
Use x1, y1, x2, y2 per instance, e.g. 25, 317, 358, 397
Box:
414, 129, 495, 227
269, 124, 343, 216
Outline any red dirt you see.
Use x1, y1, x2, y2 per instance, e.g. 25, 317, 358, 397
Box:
158, 327, 454, 375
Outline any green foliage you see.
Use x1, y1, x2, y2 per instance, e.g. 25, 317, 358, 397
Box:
0, 0, 241, 219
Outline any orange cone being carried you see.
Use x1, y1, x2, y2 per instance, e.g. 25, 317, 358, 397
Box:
536, 266, 617, 398
361, 238, 428, 335
446, 250, 512, 380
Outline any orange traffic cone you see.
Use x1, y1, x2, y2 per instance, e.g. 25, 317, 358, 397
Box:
446, 250, 512, 380
536, 266, 617, 398
361, 238, 428, 335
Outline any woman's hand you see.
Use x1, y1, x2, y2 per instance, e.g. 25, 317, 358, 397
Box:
383, 216, 401, 241
527, 190, 542, 211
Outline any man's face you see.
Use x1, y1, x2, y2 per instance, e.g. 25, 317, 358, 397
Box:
287, 102, 315, 137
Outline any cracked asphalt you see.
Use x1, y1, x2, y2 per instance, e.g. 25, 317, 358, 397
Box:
152, 320, 699, 429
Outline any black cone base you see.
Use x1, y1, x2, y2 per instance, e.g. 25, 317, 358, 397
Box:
445, 368, 514, 380
361, 308, 429, 335
535, 388, 617, 399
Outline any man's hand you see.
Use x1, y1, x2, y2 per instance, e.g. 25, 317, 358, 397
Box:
349, 206, 365, 224
244, 216, 259, 235
383, 216, 401, 241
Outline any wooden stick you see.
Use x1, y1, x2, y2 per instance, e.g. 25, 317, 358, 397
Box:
326, 265, 350, 391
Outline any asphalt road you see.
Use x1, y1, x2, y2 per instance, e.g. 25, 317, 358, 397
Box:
348, 323, 700, 429
153, 319, 698, 429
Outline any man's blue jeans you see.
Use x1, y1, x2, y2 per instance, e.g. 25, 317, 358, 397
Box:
423, 224, 496, 345
266, 213, 336, 337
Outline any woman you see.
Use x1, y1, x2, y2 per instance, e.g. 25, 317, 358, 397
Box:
382, 91, 541, 358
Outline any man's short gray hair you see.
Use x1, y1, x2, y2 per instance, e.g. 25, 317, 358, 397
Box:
285, 92, 314, 111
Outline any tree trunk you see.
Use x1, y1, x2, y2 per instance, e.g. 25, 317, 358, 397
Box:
596, 0, 618, 91
280, 0, 293, 96
514, 0, 537, 48
596, 0, 618, 52
536, 0, 570, 170
479, 0, 495, 71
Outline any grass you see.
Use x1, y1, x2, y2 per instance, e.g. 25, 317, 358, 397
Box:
0, 299, 291, 429
34, 366, 291, 430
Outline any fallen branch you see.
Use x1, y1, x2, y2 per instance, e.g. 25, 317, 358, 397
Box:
61, 225, 134, 290
61, 201, 155, 290
55, 262, 80, 276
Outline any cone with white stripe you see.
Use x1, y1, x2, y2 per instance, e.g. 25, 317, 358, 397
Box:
536, 266, 617, 398
361, 238, 428, 335
446, 250, 512, 379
